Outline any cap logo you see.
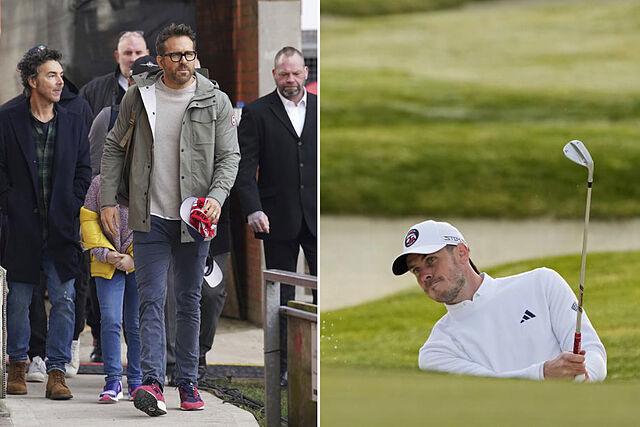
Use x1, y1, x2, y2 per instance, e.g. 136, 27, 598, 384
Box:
404, 229, 419, 247
443, 235, 463, 243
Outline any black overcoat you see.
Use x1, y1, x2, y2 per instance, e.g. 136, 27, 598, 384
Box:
0, 99, 91, 284
235, 90, 317, 241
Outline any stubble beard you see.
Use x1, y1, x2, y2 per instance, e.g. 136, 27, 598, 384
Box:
433, 259, 466, 304
278, 83, 302, 100
168, 66, 194, 86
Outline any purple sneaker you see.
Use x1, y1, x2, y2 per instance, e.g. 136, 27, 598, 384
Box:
128, 382, 142, 401
99, 379, 123, 403
178, 382, 204, 411
133, 381, 167, 416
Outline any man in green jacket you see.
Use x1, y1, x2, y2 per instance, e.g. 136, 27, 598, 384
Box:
99, 23, 239, 416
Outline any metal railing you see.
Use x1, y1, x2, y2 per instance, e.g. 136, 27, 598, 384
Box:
263, 269, 317, 427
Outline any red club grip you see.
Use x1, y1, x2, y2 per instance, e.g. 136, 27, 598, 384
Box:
573, 333, 581, 354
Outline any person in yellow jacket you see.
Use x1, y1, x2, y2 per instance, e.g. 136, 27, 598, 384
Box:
81, 174, 141, 402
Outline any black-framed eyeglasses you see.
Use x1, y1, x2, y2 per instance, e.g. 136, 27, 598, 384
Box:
163, 51, 197, 63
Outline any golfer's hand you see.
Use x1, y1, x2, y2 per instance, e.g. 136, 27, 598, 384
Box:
100, 206, 120, 237
115, 254, 134, 271
202, 198, 221, 223
543, 350, 587, 379
247, 211, 270, 233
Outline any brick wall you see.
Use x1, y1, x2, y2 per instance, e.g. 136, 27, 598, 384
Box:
195, 0, 264, 326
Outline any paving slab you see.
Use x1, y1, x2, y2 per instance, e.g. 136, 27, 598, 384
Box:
2, 374, 258, 426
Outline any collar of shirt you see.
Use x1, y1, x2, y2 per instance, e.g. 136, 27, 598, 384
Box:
277, 88, 307, 137
445, 273, 497, 313
277, 87, 307, 108
118, 73, 129, 92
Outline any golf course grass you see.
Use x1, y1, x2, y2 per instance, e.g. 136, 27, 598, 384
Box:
320, 251, 640, 424
321, 366, 640, 426
320, 0, 487, 17
320, 0, 640, 218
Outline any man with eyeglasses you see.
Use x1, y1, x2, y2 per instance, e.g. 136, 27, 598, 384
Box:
99, 23, 239, 416
80, 30, 150, 117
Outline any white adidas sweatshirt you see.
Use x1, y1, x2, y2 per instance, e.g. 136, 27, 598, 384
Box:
419, 268, 607, 381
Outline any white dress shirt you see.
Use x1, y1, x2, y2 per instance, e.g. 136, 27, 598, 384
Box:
277, 88, 307, 137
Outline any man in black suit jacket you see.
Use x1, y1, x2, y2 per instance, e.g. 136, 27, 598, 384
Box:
235, 46, 317, 381
0, 46, 91, 399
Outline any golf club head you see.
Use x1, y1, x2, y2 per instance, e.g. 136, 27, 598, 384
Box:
563, 140, 594, 182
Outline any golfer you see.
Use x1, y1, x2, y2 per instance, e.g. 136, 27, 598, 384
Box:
392, 220, 607, 381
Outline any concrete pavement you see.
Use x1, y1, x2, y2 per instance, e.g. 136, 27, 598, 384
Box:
320, 216, 640, 311
0, 317, 263, 426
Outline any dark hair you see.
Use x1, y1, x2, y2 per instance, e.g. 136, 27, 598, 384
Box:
17, 46, 62, 97
274, 46, 304, 67
445, 244, 480, 274
155, 23, 196, 56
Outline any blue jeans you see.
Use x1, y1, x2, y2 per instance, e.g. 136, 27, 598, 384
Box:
133, 216, 209, 385
7, 247, 75, 372
95, 271, 142, 384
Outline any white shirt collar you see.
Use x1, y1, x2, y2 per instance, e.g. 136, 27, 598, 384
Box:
277, 87, 307, 108
445, 273, 495, 312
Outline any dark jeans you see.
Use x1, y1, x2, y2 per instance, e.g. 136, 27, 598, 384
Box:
166, 253, 229, 370
133, 216, 209, 385
28, 251, 91, 360
263, 219, 317, 376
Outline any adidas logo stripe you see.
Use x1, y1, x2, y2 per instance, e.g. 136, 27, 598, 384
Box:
520, 309, 536, 324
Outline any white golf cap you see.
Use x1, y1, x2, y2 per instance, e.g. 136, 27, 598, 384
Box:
392, 220, 468, 276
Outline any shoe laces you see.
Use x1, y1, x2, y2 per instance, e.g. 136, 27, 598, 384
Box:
105, 379, 120, 391
51, 369, 66, 384
178, 382, 200, 400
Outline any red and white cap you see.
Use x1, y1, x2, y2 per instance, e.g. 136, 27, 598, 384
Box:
179, 197, 217, 242
392, 220, 467, 276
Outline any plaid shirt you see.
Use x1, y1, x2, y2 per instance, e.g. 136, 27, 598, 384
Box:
31, 111, 57, 241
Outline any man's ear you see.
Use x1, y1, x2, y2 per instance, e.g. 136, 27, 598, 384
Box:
456, 243, 470, 262
28, 76, 37, 89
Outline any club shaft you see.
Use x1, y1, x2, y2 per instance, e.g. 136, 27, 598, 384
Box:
574, 181, 592, 352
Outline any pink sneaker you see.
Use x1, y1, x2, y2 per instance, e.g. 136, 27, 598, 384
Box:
178, 382, 204, 411
133, 382, 167, 416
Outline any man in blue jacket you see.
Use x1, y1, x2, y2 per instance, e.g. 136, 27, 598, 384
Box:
0, 45, 91, 399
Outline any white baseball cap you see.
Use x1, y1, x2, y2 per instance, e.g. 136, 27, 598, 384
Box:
392, 220, 468, 276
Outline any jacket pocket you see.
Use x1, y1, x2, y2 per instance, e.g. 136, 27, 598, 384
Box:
190, 108, 216, 145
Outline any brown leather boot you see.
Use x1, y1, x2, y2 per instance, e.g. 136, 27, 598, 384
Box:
45, 369, 73, 400
7, 361, 27, 395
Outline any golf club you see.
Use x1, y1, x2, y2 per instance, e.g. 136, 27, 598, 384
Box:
562, 140, 594, 358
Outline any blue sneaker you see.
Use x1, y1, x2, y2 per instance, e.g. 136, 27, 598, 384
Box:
99, 379, 123, 403
178, 382, 204, 411
128, 382, 142, 401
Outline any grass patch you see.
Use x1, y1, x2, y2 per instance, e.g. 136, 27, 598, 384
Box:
320, 0, 490, 17
321, 251, 640, 381
321, 366, 640, 426
320, 0, 640, 218
200, 377, 287, 426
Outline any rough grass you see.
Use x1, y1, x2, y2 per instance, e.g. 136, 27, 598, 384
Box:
321, 366, 640, 426
321, 251, 640, 381
320, 0, 640, 218
321, 0, 490, 17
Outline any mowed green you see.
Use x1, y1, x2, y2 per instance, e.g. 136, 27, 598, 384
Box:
321, 367, 640, 426
321, 252, 640, 424
320, 0, 640, 218
321, 251, 640, 380
321, 0, 488, 17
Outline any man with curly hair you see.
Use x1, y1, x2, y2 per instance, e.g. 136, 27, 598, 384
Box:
0, 45, 91, 399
